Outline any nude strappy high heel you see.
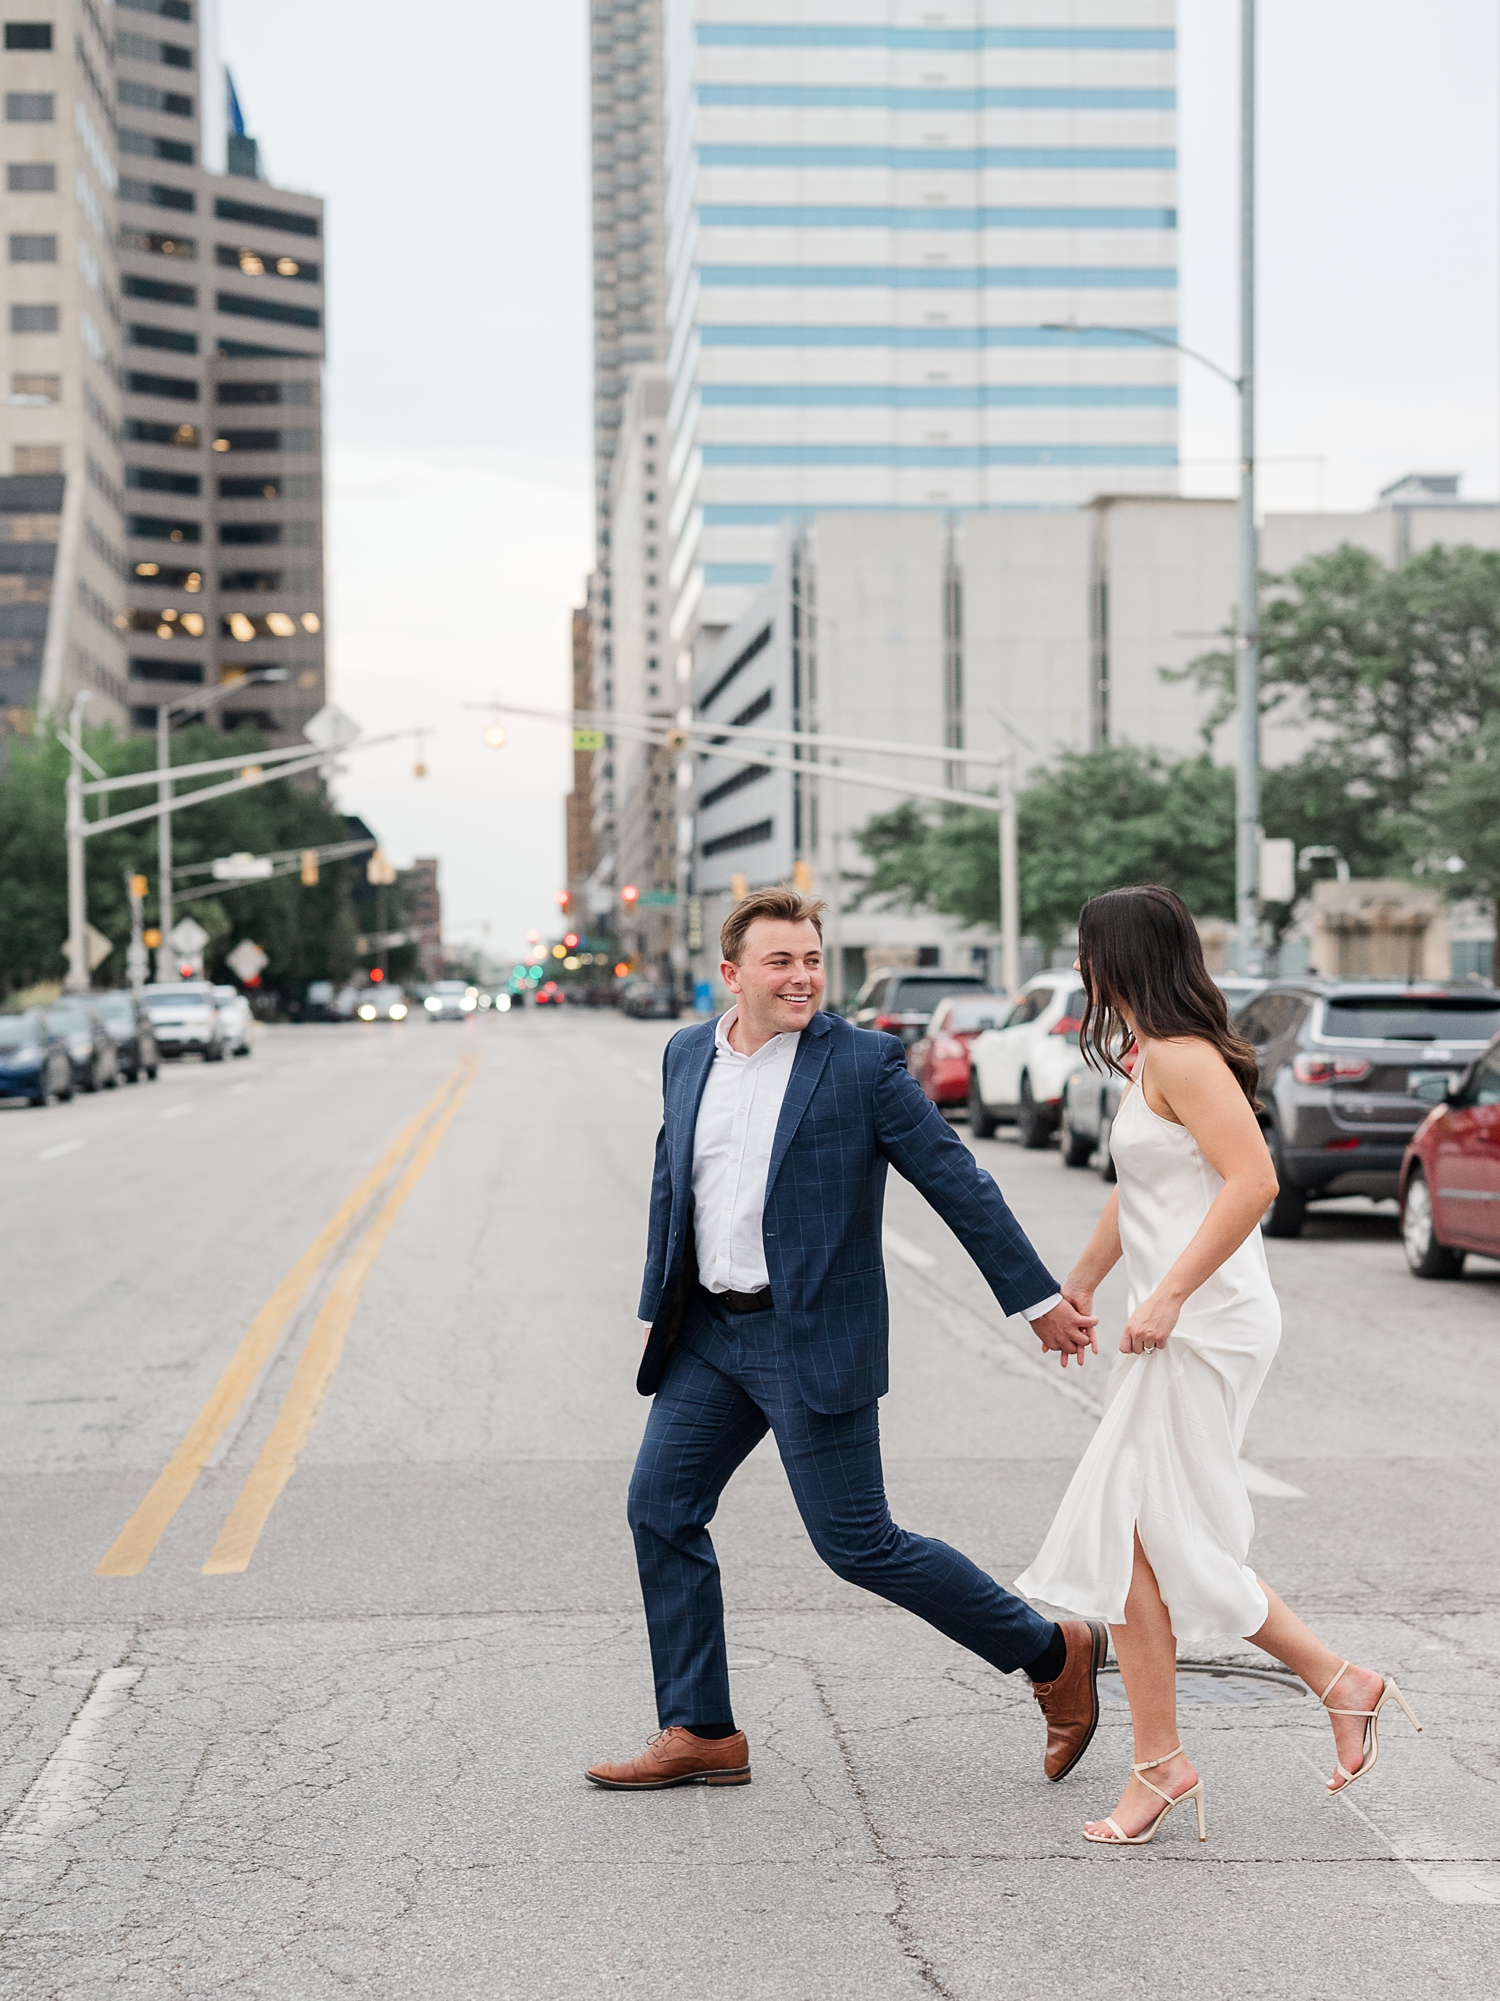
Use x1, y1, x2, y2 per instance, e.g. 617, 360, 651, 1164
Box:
1082, 1747, 1207, 1846
1320, 1662, 1422, 1794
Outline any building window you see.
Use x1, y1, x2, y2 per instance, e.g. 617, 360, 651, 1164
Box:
702, 817, 773, 859
118, 80, 194, 117
132, 561, 202, 588
220, 522, 282, 545
218, 568, 281, 592
126, 515, 201, 542
123, 274, 196, 306
125, 608, 204, 636
731, 686, 773, 728
5, 93, 54, 121
120, 228, 197, 258
129, 657, 204, 685
116, 32, 193, 67
6, 162, 55, 191
8, 233, 57, 262
217, 380, 313, 406
213, 196, 319, 239
117, 0, 193, 20
11, 371, 59, 402
13, 442, 60, 474
126, 418, 199, 447
10, 303, 58, 332
219, 474, 316, 500
215, 292, 321, 331
215, 243, 319, 283
130, 323, 197, 354
210, 426, 315, 453
4, 23, 52, 48
119, 177, 196, 213
125, 369, 197, 400
119, 128, 194, 166
126, 465, 201, 495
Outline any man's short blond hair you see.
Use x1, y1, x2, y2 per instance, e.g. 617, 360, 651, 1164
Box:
720, 885, 827, 965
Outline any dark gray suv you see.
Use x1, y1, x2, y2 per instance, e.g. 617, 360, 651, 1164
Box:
1241, 981, 1500, 1236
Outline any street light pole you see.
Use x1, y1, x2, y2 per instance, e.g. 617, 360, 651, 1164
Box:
1235, 0, 1262, 975
64, 691, 89, 994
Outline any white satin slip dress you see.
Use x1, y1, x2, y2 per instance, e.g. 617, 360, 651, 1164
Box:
1014, 1064, 1281, 1642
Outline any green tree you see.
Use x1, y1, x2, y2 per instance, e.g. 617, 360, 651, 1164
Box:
853, 745, 1236, 948
0, 720, 361, 999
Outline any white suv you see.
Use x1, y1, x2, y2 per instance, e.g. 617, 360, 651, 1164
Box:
968, 969, 1089, 1147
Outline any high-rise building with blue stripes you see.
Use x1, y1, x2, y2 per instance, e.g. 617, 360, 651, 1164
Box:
662, 3, 1178, 648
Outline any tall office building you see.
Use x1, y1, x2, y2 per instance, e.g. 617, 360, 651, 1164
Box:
0, 0, 326, 746
662, 2, 1179, 647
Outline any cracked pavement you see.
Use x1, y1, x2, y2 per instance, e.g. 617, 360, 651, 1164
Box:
0, 1011, 1496, 1997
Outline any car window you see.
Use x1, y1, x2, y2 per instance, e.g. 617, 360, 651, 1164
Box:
943, 996, 1008, 1033
0, 1013, 42, 1046
1239, 996, 1291, 1045
1471, 1048, 1500, 1106
1002, 989, 1045, 1029
1321, 996, 1500, 1042
888, 976, 985, 1015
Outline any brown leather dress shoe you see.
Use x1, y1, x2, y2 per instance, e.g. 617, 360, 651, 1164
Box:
1030, 1619, 1108, 1782
586, 1727, 752, 1790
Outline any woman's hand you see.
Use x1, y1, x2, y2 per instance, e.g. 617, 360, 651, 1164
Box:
1061, 1276, 1095, 1323
1120, 1288, 1182, 1355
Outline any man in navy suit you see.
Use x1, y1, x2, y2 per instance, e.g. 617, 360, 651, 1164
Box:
587, 887, 1107, 1792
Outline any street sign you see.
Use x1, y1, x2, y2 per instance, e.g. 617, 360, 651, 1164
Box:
226, 939, 268, 983
637, 889, 676, 907
572, 728, 606, 751
302, 703, 360, 753
169, 918, 209, 954
84, 923, 113, 971
211, 852, 275, 881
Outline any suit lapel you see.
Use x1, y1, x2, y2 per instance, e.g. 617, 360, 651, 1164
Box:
765, 1015, 833, 1197
671, 1025, 718, 1186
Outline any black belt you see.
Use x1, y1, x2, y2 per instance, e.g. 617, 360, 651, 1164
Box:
707, 1285, 773, 1316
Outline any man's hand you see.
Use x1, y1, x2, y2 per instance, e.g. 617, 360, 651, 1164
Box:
642, 1321, 653, 1349
1029, 1299, 1099, 1369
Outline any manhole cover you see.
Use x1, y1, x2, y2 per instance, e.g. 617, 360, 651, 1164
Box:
1099, 1665, 1306, 1708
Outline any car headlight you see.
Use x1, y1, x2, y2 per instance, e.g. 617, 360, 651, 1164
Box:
461, 997, 476, 1011
357, 1003, 378, 1021
495, 993, 511, 1012
10, 1046, 42, 1065
389, 1003, 408, 1020
424, 996, 441, 1012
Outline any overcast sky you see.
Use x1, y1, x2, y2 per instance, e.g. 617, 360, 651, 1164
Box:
216, 0, 1500, 963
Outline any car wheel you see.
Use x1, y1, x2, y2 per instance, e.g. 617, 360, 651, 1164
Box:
124, 1067, 139, 1085
84, 1058, 101, 1094
1402, 1167, 1465, 1279
105, 1063, 119, 1089
1261, 1128, 1307, 1238
32, 1073, 55, 1108
1062, 1119, 1094, 1168
1017, 1075, 1050, 1150
967, 1074, 998, 1139
145, 1064, 158, 1081
1098, 1114, 1117, 1183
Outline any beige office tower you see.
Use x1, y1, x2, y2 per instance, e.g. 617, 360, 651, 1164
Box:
1, 6, 129, 733
586, 0, 669, 933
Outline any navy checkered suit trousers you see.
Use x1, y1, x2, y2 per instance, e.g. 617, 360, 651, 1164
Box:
629, 1010, 1058, 1727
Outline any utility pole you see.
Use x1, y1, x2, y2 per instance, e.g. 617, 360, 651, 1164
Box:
998, 751, 1020, 994
156, 699, 175, 982
1235, 0, 1262, 975
64, 691, 89, 994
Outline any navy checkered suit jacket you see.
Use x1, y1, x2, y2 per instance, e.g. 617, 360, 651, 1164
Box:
636, 1008, 1057, 1414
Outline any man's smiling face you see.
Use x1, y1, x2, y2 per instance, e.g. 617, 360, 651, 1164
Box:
723, 917, 826, 1045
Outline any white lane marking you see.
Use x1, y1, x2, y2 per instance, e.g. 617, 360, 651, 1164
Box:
1298, 1750, 1500, 1904
35, 1140, 85, 1163
161, 1103, 192, 1120
0, 1665, 142, 1877
883, 1228, 936, 1272
1239, 1459, 1307, 1499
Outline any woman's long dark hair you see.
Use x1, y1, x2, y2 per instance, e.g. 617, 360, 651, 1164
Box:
1076, 885, 1261, 1108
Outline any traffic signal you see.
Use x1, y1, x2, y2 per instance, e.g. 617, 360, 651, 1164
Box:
130, 874, 148, 899
556, 888, 571, 909
621, 884, 639, 906
300, 849, 319, 886
144, 927, 161, 949
564, 933, 579, 950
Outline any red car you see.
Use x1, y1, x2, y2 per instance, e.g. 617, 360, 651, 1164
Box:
908, 993, 1009, 1109
1399, 1029, 1500, 1277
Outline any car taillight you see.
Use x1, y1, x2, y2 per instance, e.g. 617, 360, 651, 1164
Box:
874, 1014, 897, 1032
1050, 1016, 1082, 1037
1293, 1054, 1372, 1085
933, 1037, 965, 1061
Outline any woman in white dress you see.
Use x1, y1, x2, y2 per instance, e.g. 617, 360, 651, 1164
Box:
1016, 886, 1420, 1847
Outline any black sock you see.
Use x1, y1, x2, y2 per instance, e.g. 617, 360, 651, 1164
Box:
684, 1720, 737, 1739
1024, 1624, 1067, 1684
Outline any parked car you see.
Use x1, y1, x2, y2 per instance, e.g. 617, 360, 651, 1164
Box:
212, 985, 256, 1054
907, 993, 1009, 1110
0, 1008, 75, 1106
1240, 980, 1500, 1236
90, 991, 159, 1084
851, 967, 991, 1047
968, 971, 1088, 1146
42, 997, 119, 1092
140, 982, 226, 1061
1398, 1029, 1500, 1277
1060, 975, 1259, 1176
620, 980, 677, 1020
533, 981, 567, 1008
423, 980, 477, 1021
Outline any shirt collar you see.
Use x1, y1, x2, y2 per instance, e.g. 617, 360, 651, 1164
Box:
715, 1006, 797, 1064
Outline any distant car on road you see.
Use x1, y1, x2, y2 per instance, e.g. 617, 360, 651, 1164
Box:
0, 1008, 75, 1106
967, 971, 1088, 1147
140, 983, 226, 1062
850, 968, 991, 1047
212, 985, 255, 1054
1241, 979, 1500, 1237
1398, 1029, 1500, 1277
90, 991, 159, 1084
423, 980, 476, 1022
907, 993, 1009, 1110
533, 981, 567, 1008
620, 980, 677, 1020
42, 997, 119, 1092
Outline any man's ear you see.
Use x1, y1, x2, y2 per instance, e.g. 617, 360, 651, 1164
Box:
721, 959, 741, 993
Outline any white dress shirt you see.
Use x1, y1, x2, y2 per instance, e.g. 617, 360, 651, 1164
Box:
693, 1007, 800, 1293
687, 1006, 1061, 1322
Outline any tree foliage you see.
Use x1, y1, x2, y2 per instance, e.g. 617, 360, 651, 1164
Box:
0, 720, 362, 999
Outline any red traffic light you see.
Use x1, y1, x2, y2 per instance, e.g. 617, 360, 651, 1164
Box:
555, 889, 570, 909
564, 932, 579, 949
621, 884, 638, 904
369, 967, 385, 983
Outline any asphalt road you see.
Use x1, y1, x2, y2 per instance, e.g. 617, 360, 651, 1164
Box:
1, 1009, 1497, 1999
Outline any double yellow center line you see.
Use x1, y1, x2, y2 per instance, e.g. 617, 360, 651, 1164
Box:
97, 1057, 477, 1579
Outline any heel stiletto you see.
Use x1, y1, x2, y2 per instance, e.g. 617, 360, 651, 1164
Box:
1082, 1747, 1207, 1846
1320, 1662, 1423, 1794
